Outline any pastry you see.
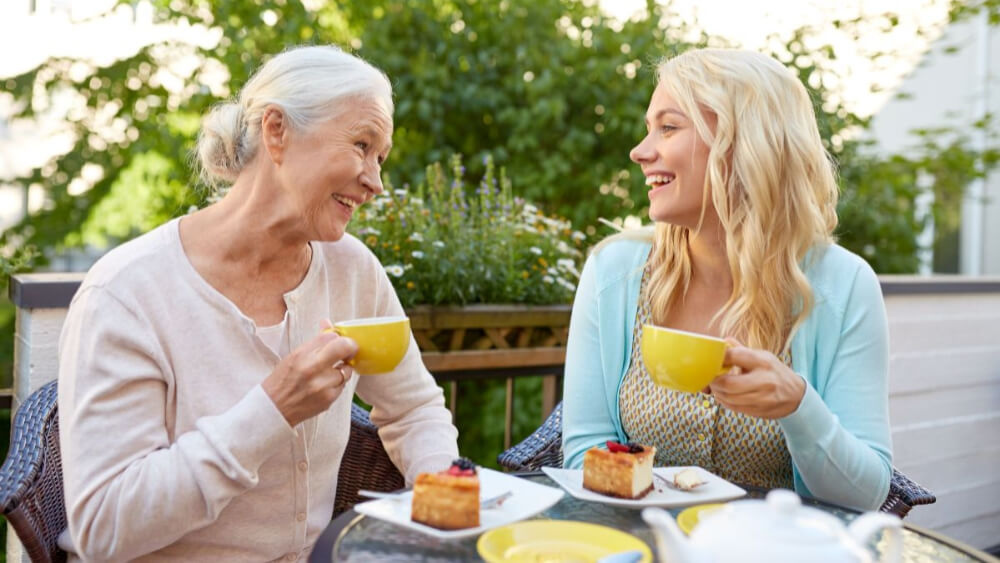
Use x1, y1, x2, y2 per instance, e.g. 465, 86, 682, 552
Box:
410, 458, 480, 529
582, 441, 656, 499
672, 467, 705, 491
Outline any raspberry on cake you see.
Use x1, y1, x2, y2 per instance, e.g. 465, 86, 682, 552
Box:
582, 441, 656, 499
410, 458, 480, 530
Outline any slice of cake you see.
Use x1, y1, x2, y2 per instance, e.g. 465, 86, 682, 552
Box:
672, 467, 705, 491
410, 458, 480, 530
582, 440, 656, 499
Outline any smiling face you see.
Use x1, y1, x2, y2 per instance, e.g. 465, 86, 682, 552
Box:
274, 98, 393, 241
629, 82, 716, 231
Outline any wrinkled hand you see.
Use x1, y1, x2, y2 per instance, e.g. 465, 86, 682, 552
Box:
705, 338, 806, 419
262, 321, 358, 427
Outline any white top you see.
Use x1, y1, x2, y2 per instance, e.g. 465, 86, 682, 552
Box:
57, 218, 459, 562
256, 312, 290, 357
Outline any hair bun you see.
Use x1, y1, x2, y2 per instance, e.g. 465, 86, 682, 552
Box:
196, 102, 245, 187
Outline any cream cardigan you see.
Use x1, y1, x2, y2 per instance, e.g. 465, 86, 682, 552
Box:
57, 218, 458, 561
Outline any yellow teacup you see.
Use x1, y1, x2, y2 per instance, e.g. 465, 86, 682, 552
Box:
327, 316, 411, 375
641, 325, 730, 393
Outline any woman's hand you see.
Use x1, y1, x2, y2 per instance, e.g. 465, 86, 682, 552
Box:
262, 324, 359, 427
706, 339, 806, 419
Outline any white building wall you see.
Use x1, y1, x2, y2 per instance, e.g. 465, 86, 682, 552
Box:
868, 15, 1000, 275
885, 289, 1000, 548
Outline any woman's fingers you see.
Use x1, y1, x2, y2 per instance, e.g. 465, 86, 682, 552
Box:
307, 333, 358, 373
332, 362, 355, 387
710, 370, 763, 398
321, 334, 359, 364
724, 345, 778, 371
262, 331, 361, 427
710, 363, 806, 419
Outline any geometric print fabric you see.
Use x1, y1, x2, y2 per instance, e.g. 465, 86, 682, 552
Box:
618, 265, 794, 490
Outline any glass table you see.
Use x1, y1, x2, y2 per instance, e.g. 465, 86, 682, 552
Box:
309, 473, 997, 562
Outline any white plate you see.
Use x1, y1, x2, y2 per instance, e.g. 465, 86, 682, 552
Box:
353, 467, 565, 540
542, 465, 746, 508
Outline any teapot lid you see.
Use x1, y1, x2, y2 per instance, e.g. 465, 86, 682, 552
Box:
696, 489, 846, 546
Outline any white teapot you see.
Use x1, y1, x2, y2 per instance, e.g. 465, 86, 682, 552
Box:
641, 489, 902, 563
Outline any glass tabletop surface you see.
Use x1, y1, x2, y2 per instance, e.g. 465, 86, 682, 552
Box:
319, 474, 991, 562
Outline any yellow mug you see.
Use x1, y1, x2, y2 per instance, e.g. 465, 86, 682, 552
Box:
641, 324, 730, 393
326, 316, 411, 375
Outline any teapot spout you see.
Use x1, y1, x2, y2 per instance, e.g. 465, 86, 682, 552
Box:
847, 512, 903, 563
641, 507, 706, 563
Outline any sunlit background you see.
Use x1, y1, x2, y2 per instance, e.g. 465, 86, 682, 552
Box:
4, 0, 995, 275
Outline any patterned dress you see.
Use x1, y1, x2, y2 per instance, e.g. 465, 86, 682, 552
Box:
619, 267, 794, 490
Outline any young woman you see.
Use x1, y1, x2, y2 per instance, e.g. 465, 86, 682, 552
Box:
562, 48, 891, 511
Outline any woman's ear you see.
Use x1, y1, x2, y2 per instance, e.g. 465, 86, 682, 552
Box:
261, 106, 288, 165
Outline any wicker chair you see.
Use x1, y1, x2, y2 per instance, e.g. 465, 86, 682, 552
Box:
0, 380, 66, 563
0, 381, 403, 562
333, 403, 405, 517
497, 402, 937, 519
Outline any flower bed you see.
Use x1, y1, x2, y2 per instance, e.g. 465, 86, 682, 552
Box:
351, 155, 586, 308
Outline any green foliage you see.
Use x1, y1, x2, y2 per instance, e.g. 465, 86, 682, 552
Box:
834, 126, 998, 273
0, 245, 40, 388
75, 152, 199, 248
0, 0, 325, 261
2, 0, 992, 276
836, 148, 924, 273
340, 0, 701, 227
759, 21, 1000, 273
447, 376, 545, 470
352, 155, 585, 307
0, 245, 40, 288
950, 0, 1000, 24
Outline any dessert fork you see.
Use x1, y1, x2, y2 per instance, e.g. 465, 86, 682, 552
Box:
357, 489, 513, 509
654, 472, 706, 492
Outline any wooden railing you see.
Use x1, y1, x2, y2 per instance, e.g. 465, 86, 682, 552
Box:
5, 275, 570, 449
408, 304, 569, 449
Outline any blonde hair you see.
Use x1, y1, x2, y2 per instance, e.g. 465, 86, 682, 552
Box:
196, 45, 393, 190
644, 48, 839, 356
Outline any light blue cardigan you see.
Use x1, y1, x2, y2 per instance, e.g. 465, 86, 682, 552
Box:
561, 237, 892, 510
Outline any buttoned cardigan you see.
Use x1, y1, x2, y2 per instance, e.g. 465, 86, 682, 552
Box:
58, 218, 459, 561
562, 237, 892, 511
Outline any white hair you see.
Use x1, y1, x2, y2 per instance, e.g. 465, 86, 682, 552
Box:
196, 45, 393, 189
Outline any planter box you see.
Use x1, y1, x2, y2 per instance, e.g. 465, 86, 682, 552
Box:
406, 304, 572, 374
405, 304, 572, 442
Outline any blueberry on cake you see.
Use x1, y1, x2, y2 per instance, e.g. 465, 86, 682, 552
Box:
410, 457, 480, 529
582, 441, 656, 499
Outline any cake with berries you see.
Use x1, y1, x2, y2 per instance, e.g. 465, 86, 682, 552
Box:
582, 441, 656, 499
410, 458, 480, 530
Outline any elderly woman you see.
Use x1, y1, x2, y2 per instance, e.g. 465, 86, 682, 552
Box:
57, 45, 459, 561
562, 48, 892, 511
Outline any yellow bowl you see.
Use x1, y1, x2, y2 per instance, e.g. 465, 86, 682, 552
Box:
329, 316, 410, 375
676, 503, 726, 535
477, 520, 652, 563
641, 325, 729, 393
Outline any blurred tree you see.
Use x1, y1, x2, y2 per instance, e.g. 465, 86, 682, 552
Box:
0, 0, 335, 260
2, 0, 994, 274
338, 0, 702, 227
